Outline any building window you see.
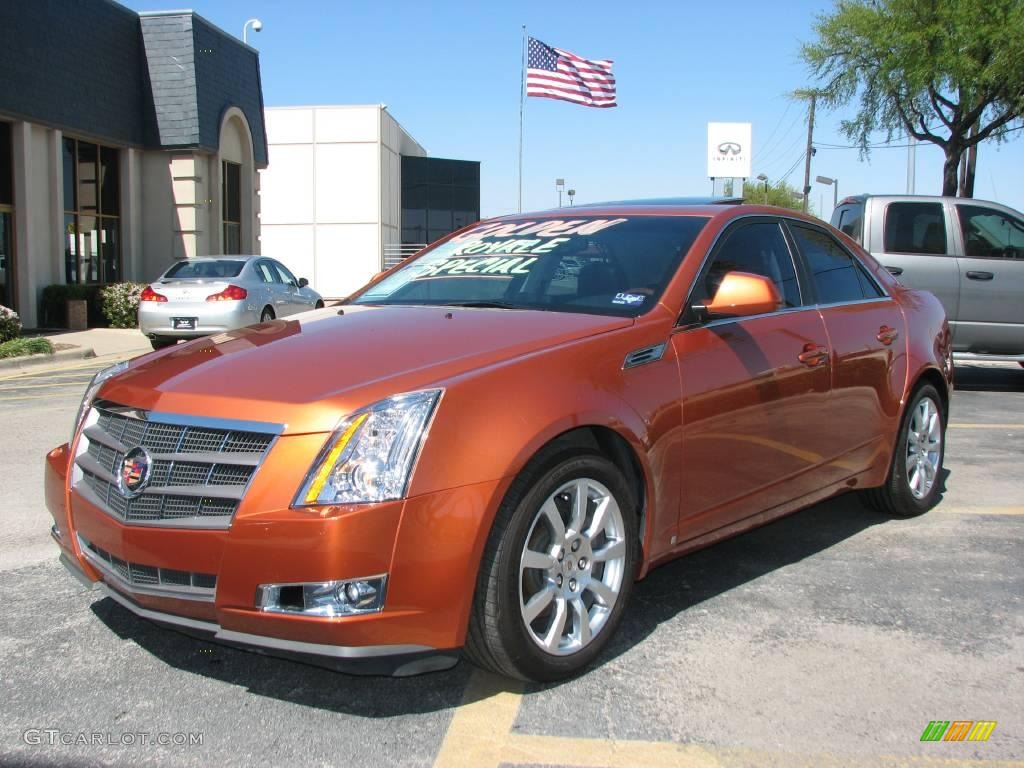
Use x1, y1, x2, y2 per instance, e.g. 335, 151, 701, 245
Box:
62, 138, 120, 284
1, 122, 14, 310
222, 161, 241, 254
401, 157, 480, 247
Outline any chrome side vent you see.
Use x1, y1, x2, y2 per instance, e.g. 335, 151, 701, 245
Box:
623, 342, 667, 369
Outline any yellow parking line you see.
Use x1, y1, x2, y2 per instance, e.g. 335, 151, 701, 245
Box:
939, 506, 1024, 516
0, 392, 85, 402
433, 671, 523, 768
948, 423, 1024, 429
433, 671, 1016, 768
0, 380, 92, 390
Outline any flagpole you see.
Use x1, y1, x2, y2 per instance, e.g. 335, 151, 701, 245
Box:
518, 25, 526, 213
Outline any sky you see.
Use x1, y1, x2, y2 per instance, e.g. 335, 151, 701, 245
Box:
125, 0, 1024, 220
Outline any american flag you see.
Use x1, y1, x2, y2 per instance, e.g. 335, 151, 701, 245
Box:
526, 37, 617, 108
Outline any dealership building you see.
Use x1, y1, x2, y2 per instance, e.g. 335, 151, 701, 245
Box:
0, 1, 269, 326
0, 1, 480, 324
259, 106, 480, 298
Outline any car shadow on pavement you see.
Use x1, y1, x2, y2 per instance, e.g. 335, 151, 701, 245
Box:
87, 490, 903, 715
953, 364, 1024, 393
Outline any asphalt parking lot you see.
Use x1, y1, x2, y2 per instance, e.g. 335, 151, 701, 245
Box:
0, 359, 1021, 767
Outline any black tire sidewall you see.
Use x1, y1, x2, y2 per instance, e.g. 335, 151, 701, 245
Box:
491, 452, 638, 681
260, 308, 274, 323
889, 384, 945, 515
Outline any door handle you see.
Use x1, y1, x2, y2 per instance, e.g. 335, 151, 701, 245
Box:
798, 345, 828, 367
965, 270, 994, 280
876, 325, 899, 345
884, 265, 904, 276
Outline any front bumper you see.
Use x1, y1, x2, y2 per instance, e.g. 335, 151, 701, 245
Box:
46, 441, 507, 676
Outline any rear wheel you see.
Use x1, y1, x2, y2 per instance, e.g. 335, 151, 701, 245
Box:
149, 337, 177, 350
863, 383, 945, 517
260, 307, 275, 323
465, 451, 637, 682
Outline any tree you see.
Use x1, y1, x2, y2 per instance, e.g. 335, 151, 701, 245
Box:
741, 179, 808, 212
801, 0, 1024, 197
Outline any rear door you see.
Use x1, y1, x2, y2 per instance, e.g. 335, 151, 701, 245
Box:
875, 201, 960, 328
254, 259, 287, 315
672, 219, 833, 541
788, 222, 907, 467
952, 203, 1024, 355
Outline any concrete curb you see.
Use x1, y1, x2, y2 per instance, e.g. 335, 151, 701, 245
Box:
0, 346, 97, 373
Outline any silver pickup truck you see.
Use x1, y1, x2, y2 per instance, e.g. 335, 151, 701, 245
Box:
831, 194, 1024, 365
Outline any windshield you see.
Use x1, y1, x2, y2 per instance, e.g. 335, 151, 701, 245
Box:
350, 216, 709, 316
163, 260, 246, 279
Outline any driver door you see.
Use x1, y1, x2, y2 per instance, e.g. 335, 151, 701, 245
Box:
670, 219, 833, 542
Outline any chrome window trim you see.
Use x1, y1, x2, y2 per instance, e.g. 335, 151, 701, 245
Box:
676, 304, 821, 333
813, 296, 895, 311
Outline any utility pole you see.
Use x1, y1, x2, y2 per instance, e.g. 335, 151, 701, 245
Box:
906, 136, 916, 194
800, 91, 816, 214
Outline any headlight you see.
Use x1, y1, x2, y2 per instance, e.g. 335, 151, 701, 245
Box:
295, 389, 442, 506
73, 360, 129, 442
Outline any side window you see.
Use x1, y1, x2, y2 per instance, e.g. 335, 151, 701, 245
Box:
956, 205, 1024, 259
835, 205, 864, 243
696, 222, 801, 309
791, 225, 883, 303
272, 261, 299, 286
883, 202, 947, 254
254, 261, 278, 283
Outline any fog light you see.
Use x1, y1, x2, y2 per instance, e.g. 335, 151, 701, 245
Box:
256, 575, 387, 617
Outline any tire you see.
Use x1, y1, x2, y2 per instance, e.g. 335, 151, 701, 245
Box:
315, 300, 325, 309
464, 450, 638, 682
260, 307, 275, 323
149, 337, 177, 350
862, 383, 945, 517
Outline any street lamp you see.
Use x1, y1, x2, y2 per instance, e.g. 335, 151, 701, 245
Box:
243, 18, 263, 45
756, 173, 768, 205
816, 175, 838, 211
567, 189, 576, 206
555, 178, 565, 208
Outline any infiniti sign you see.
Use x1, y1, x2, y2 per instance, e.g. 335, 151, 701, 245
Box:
707, 122, 752, 178
717, 141, 742, 156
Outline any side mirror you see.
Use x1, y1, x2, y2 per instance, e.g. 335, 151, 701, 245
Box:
298, 277, 309, 288
703, 271, 782, 318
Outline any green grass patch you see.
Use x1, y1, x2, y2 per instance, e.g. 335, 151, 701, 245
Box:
0, 337, 55, 359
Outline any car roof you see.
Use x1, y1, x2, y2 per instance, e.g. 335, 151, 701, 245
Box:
488, 198, 824, 225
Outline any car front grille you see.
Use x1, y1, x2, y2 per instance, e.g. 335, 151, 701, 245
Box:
78, 534, 217, 600
72, 401, 281, 528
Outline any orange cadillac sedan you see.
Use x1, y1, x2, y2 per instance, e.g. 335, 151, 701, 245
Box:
46, 200, 952, 681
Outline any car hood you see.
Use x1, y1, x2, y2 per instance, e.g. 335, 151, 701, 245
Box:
103, 305, 633, 434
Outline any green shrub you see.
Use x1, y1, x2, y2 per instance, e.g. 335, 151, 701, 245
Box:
0, 336, 53, 359
39, 284, 109, 328
0, 305, 21, 343
101, 283, 146, 328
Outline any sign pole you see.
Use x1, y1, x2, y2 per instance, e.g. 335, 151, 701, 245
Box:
518, 25, 527, 213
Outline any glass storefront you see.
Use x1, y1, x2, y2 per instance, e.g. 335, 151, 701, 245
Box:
222, 160, 241, 254
0, 121, 13, 310
62, 137, 120, 284
401, 157, 480, 246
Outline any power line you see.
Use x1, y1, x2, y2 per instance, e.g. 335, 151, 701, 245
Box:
752, 102, 794, 162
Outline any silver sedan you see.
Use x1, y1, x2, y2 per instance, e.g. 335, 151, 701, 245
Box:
138, 256, 324, 350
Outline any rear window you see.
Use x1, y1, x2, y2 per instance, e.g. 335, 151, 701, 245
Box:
351, 216, 709, 317
163, 260, 246, 279
883, 202, 947, 254
791, 225, 885, 304
834, 204, 864, 243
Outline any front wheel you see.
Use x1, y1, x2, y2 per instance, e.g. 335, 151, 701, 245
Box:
862, 384, 945, 517
465, 452, 637, 682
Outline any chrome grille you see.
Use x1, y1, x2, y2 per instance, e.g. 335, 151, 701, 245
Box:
78, 535, 217, 600
73, 402, 281, 529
